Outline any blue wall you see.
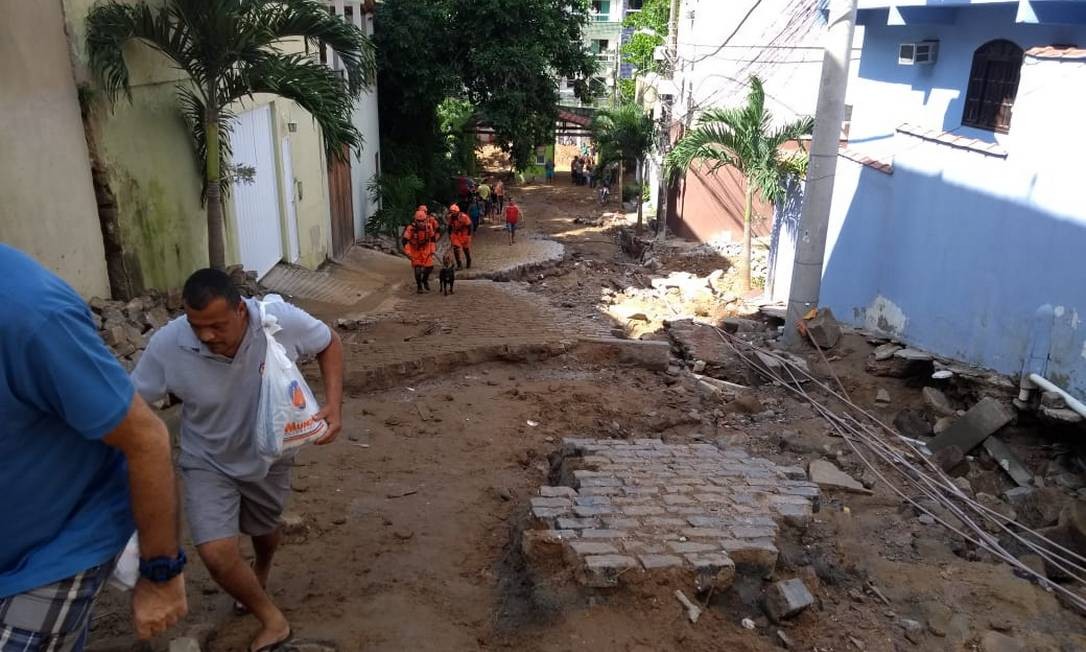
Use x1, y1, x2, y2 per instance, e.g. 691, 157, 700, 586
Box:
820, 3, 1086, 394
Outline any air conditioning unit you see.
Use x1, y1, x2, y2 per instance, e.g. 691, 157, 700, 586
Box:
899, 40, 939, 65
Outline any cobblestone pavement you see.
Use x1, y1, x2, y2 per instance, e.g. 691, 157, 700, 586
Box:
523, 438, 819, 591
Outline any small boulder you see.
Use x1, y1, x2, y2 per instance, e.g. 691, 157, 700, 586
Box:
980, 631, 1024, 652
764, 578, 815, 621
923, 387, 956, 417
806, 308, 841, 349
894, 408, 933, 438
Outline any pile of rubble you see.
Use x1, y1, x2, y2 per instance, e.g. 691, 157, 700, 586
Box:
89, 265, 264, 370
605, 270, 743, 338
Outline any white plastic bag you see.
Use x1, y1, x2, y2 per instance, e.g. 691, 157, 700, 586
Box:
255, 296, 328, 461
110, 532, 140, 591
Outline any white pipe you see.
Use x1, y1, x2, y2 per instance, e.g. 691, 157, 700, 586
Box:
1027, 373, 1086, 419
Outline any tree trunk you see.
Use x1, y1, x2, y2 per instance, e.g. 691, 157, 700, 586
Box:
617, 158, 624, 212
635, 157, 644, 231
741, 181, 753, 292
205, 105, 226, 269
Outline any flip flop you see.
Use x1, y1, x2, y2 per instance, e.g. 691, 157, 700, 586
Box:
249, 628, 292, 652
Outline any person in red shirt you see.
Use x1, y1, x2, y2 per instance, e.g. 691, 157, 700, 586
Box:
504, 197, 520, 246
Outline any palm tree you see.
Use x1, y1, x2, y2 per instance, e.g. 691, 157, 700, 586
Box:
665, 76, 812, 291
592, 103, 655, 229
86, 0, 375, 269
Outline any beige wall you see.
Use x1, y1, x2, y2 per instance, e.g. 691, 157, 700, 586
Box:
0, 0, 110, 297
61, 1, 333, 289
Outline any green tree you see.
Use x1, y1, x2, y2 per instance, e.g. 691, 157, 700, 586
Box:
448, 0, 598, 169
366, 173, 425, 243
593, 103, 655, 229
86, 0, 375, 269
620, 0, 669, 100
665, 76, 812, 291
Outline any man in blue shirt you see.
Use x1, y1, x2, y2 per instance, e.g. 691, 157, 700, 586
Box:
0, 245, 188, 650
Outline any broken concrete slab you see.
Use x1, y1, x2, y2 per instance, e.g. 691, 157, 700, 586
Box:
922, 387, 956, 417
806, 308, 841, 349
808, 459, 872, 495
764, 578, 815, 621
981, 437, 1032, 487
929, 397, 1014, 453
894, 347, 934, 361
873, 342, 902, 361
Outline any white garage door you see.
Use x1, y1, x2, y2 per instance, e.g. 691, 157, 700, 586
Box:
230, 104, 283, 279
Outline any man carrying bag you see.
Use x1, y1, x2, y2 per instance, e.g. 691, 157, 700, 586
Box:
133, 269, 344, 652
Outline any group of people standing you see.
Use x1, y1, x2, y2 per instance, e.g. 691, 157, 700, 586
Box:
402, 190, 520, 294
570, 154, 596, 187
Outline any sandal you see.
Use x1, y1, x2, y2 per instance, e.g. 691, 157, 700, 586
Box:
249, 628, 292, 652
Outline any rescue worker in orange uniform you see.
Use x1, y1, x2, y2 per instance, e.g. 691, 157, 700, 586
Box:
447, 204, 473, 269
403, 209, 436, 293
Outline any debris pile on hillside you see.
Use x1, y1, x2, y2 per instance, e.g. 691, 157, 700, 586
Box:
88, 264, 264, 371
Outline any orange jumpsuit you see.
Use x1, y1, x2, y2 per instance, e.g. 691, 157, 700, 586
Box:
403, 218, 435, 268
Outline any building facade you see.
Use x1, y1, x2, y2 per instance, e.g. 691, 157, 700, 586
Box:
807, 0, 1086, 393
645, 0, 830, 244
0, 0, 380, 297
559, 0, 640, 108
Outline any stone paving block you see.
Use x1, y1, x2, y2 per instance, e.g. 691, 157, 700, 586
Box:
581, 529, 628, 539
529, 439, 818, 594
569, 541, 620, 556
557, 517, 599, 530
539, 486, 577, 499
765, 578, 815, 621
722, 537, 779, 573
639, 554, 684, 569
582, 554, 639, 587
685, 553, 737, 591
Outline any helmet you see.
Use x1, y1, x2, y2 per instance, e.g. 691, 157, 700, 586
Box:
449, 204, 460, 213
417, 205, 428, 213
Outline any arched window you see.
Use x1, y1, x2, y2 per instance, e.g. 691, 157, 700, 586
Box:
962, 39, 1024, 134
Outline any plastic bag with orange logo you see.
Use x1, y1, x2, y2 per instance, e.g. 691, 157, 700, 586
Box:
255, 296, 328, 461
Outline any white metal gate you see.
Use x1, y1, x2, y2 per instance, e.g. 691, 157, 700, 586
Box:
231, 104, 283, 278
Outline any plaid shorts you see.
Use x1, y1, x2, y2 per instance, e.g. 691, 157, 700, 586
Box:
0, 562, 114, 652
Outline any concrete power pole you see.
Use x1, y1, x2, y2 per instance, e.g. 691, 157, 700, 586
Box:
782, 0, 858, 347
654, 0, 682, 241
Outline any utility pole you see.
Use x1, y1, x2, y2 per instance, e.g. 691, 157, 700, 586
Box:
654, 0, 681, 241
782, 0, 857, 346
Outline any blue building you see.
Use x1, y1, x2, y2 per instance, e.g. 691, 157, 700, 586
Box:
815, 0, 1086, 394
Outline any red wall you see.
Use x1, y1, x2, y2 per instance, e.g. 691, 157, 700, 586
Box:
668, 164, 773, 243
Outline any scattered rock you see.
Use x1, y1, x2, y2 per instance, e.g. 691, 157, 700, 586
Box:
897, 618, 924, 644
894, 347, 934, 361
727, 394, 763, 415
776, 630, 795, 648
893, 409, 932, 438
922, 387, 956, 417
808, 459, 872, 494
929, 397, 1014, 454
764, 578, 815, 621
692, 359, 707, 374
875, 389, 891, 405
933, 416, 956, 434
722, 317, 763, 334
918, 513, 935, 525
806, 308, 841, 349
931, 445, 966, 473
169, 638, 201, 652
980, 630, 1024, 652
873, 343, 902, 361
1015, 553, 1046, 580
741, 617, 756, 630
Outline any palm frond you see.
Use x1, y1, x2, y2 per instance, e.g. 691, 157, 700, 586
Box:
86, 0, 195, 101
260, 0, 376, 95
242, 53, 362, 158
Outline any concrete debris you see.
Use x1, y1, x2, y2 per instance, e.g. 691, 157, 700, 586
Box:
692, 359, 707, 374
981, 437, 1032, 487
873, 343, 902, 361
741, 617, 756, 630
674, 590, 702, 623
168, 638, 201, 652
808, 459, 872, 495
980, 630, 1025, 652
929, 397, 1014, 454
933, 416, 956, 434
764, 578, 815, 621
894, 347, 934, 362
893, 409, 932, 438
805, 308, 841, 349
875, 389, 891, 405
922, 387, 956, 417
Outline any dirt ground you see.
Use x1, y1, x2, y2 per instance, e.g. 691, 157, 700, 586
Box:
89, 173, 1086, 652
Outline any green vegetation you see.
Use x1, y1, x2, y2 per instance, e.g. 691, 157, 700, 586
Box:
593, 103, 655, 228
86, 0, 375, 268
665, 76, 812, 290
619, 0, 670, 102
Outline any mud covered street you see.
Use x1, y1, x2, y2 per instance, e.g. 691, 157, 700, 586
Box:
88, 177, 1086, 652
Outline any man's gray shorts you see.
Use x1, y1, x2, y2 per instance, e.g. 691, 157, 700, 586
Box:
181, 461, 292, 545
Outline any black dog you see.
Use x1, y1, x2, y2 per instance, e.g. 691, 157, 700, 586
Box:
439, 254, 456, 295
